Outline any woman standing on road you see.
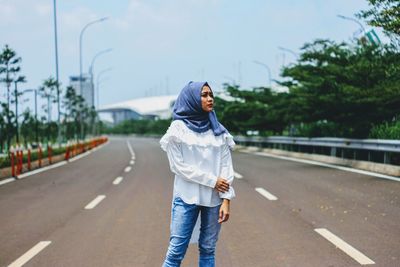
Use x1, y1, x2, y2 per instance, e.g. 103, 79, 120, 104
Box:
160, 81, 235, 267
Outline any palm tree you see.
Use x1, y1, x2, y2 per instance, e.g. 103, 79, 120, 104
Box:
0, 45, 23, 150
39, 77, 59, 142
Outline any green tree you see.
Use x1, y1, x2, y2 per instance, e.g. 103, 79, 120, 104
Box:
39, 77, 59, 141
20, 109, 37, 146
0, 45, 22, 149
358, 0, 400, 47
217, 84, 290, 135
280, 39, 400, 137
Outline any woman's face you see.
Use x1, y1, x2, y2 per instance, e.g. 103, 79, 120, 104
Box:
201, 85, 214, 112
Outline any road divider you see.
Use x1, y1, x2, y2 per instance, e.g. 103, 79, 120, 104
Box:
113, 176, 123, 185
8, 241, 51, 267
0, 137, 109, 187
85, 195, 106, 210
314, 228, 375, 265
255, 187, 278, 200
69, 151, 91, 162
0, 178, 16, 186
18, 161, 67, 179
249, 151, 400, 183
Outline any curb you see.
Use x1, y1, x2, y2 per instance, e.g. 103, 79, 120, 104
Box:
0, 140, 110, 187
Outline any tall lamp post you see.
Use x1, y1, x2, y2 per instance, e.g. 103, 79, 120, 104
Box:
337, 14, 366, 37
78, 16, 108, 139
79, 17, 109, 96
222, 75, 236, 85
52, 0, 61, 143
14, 76, 26, 144
90, 48, 112, 109
90, 48, 112, 78
96, 67, 112, 110
253, 60, 272, 87
23, 89, 39, 144
278, 46, 298, 59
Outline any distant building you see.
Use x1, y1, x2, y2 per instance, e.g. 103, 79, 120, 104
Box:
98, 95, 177, 126
69, 74, 94, 108
97, 90, 232, 126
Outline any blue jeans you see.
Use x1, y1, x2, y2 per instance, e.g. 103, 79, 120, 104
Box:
162, 197, 222, 267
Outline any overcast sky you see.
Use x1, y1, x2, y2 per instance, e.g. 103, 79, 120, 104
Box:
1, 0, 373, 109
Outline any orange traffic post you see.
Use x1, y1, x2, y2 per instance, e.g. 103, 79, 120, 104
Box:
27, 149, 31, 170
10, 151, 15, 177
48, 145, 52, 164
65, 145, 70, 161
38, 146, 42, 168
18, 149, 23, 175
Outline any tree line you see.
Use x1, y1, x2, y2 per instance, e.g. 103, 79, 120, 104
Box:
217, 0, 400, 139
105, 0, 400, 139
0, 45, 99, 153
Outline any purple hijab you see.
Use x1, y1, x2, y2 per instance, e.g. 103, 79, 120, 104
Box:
172, 81, 228, 136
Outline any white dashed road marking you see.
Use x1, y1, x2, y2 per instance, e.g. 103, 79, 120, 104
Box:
8, 241, 51, 267
255, 187, 278, 200
234, 171, 243, 179
314, 228, 375, 265
127, 141, 135, 157
85, 195, 106, 209
113, 176, 123, 185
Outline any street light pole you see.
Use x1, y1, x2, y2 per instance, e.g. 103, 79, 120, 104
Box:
253, 60, 272, 87
52, 0, 61, 143
14, 76, 26, 144
337, 14, 366, 36
23, 89, 39, 144
278, 46, 299, 59
90, 48, 112, 109
96, 67, 112, 109
222, 75, 236, 85
79, 17, 109, 96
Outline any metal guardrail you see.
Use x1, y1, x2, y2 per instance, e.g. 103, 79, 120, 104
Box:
234, 136, 400, 166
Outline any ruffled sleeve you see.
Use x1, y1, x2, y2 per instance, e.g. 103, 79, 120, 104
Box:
224, 132, 235, 150
160, 120, 187, 152
160, 120, 235, 151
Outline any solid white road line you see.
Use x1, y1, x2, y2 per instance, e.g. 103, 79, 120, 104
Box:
113, 176, 123, 185
18, 161, 67, 179
0, 178, 16, 186
255, 187, 278, 200
234, 171, 243, 179
314, 228, 375, 265
130, 160, 135, 165
8, 241, 51, 267
124, 166, 132, 173
251, 151, 400, 182
0, 141, 110, 188
69, 150, 91, 162
85, 195, 106, 209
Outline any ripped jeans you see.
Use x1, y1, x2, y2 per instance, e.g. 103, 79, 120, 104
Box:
162, 197, 222, 267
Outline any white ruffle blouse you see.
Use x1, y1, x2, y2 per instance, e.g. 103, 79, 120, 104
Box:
160, 120, 236, 207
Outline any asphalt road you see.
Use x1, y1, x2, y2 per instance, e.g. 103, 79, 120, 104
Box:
0, 137, 399, 267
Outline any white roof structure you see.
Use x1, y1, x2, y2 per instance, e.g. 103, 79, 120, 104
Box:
98, 91, 235, 125
99, 95, 177, 120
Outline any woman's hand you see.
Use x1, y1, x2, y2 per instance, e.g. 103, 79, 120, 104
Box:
218, 199, 230, 223
214, 177, 230, 193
